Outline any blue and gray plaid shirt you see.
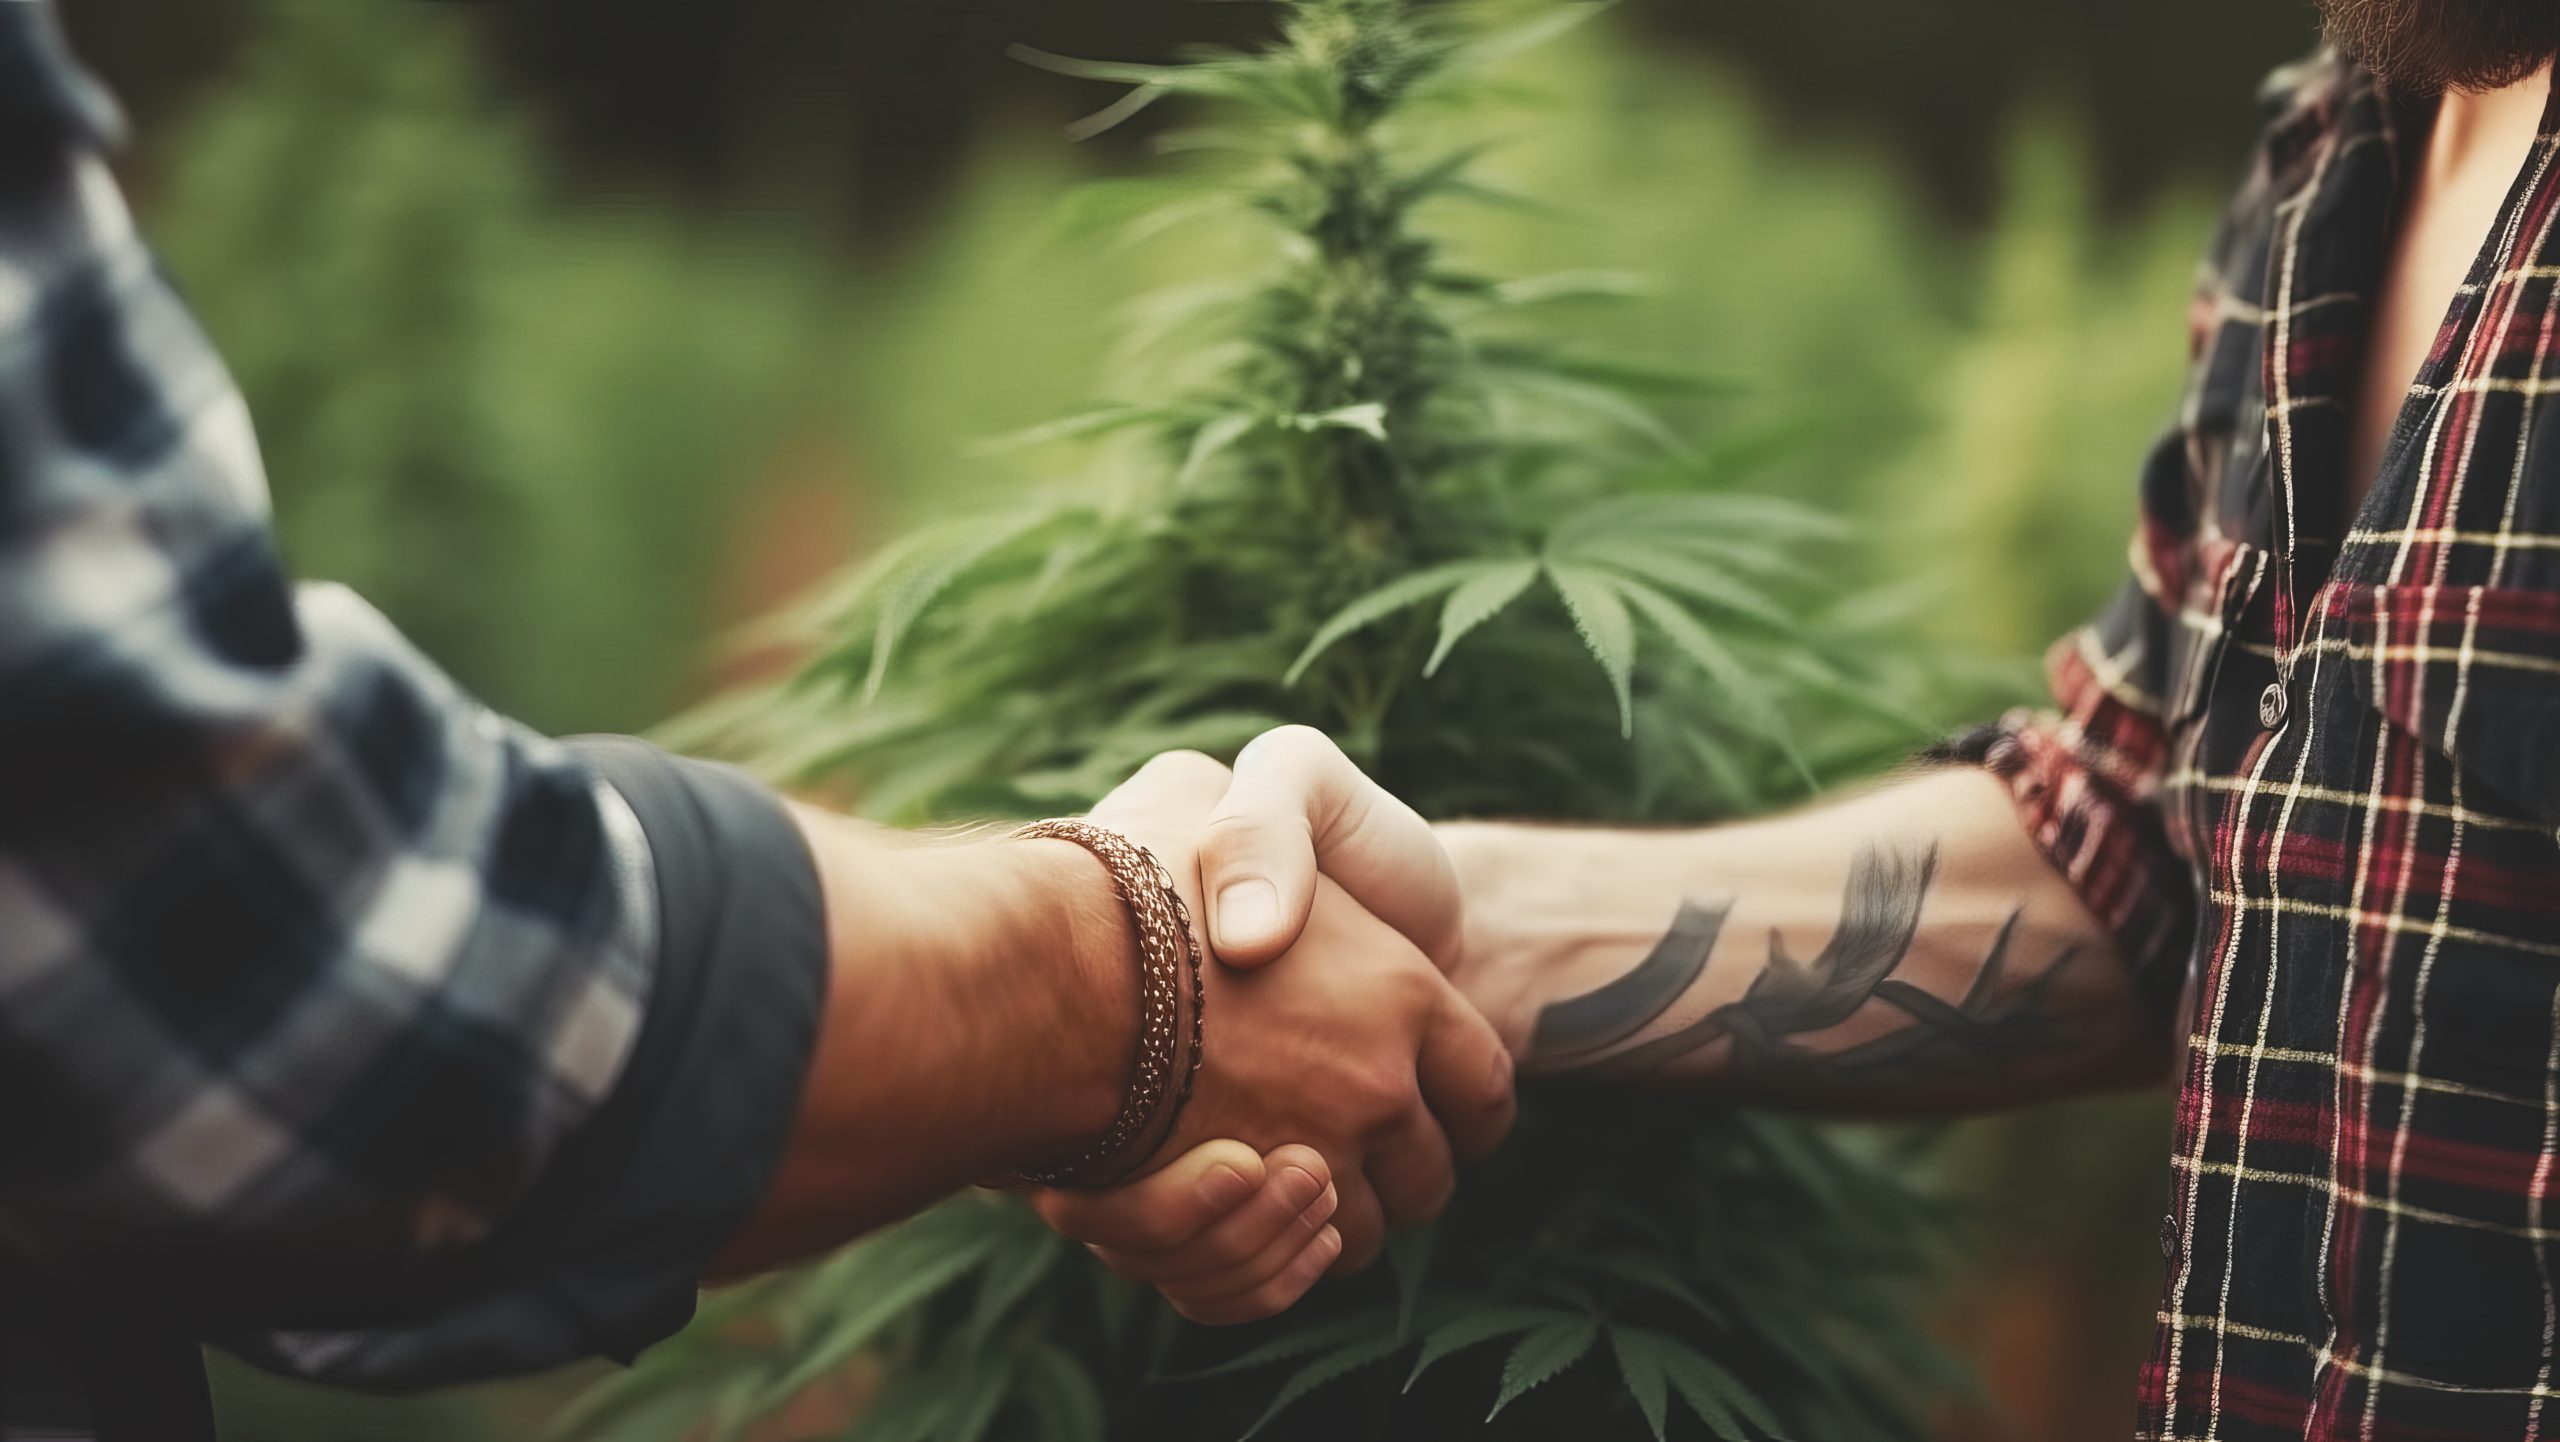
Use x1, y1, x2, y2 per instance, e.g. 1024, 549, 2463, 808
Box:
0, 5, 827, 1434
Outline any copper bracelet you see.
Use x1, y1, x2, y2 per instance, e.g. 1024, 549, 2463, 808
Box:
1010, 818, 1206, 1188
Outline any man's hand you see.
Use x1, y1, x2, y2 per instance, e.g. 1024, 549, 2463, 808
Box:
1049, 749, 1513, 1283
1189, 725, 1463, 970
703, 734, 1509, 1281
1032, 730, 1500, 1322
707, 727, 1510, 1310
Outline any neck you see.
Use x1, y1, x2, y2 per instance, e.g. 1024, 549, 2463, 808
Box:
2433, 60, 2553, 162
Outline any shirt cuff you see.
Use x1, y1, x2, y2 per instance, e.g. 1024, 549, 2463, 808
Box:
228, 739, 827, 1389
1921, 715, 2195, 1018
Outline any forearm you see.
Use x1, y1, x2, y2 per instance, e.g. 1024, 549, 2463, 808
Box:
1441, 766, 2170, 1116
707, 808, 1136, 1274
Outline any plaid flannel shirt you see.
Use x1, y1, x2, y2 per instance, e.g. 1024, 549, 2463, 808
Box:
1959, 50, 2560, 1442
0, 5, 826, 1433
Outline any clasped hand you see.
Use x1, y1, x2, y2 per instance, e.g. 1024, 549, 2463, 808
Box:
1030, 727, 1510, 1324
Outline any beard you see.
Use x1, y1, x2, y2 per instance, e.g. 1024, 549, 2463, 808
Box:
2316, 0, 2560, 92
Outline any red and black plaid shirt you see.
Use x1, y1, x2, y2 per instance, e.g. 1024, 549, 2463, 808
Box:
1966, 51, 2560, 1442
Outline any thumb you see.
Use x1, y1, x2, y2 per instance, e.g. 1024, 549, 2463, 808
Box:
1199, 726, 1460, 968
1026, 1138, 1267, 1253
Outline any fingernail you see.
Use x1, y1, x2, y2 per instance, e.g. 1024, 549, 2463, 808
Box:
1305, 1183, 1339, 1225
1279, 1164, 1324, 1210
1491, 1047, 1514, 1099
1304, 1227, 1343, 1274
1199, 1165, 1253, 1210
1215, 879, 1281, 947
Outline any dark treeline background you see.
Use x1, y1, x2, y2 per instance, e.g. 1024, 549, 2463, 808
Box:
77, 0, 2310, 239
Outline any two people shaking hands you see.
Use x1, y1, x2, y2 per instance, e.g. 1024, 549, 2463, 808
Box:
742, 722, 2143, 1328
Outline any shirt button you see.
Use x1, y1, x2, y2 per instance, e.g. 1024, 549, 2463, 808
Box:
2158, 1214, 2181, 1260
2257, 681, 2289, 730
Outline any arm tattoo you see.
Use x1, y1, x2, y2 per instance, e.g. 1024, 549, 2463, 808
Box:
1522, 841, 2084, 1085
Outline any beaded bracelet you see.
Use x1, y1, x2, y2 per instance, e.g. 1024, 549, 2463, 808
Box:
1010, 818, 1207, 1188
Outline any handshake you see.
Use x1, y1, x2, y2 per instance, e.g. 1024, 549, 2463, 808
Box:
1021, 726, 1519, 1326
745, 716, 2078, 1325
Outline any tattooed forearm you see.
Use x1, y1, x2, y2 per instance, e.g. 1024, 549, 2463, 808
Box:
1525, 898, 1732, 1060
1521, 840, 2086, 1088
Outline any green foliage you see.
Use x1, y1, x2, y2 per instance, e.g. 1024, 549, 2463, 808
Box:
603, 3, 1962, 1439
148, 0, 832, 733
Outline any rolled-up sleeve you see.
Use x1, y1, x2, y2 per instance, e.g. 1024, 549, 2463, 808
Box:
0, 6, 825, 1392
1928, 572, 2197, 1016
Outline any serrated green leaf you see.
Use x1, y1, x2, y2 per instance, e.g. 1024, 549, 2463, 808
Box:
1425, 559, 1538, 675
1586, 1250, 1728, 1324
1483, 360, 1692, 455
1401, 1307, 1557, 1391
1609, 1327, 1673, 1442
1170, 1306, 1399, 1381
1486, 1318, 1600, 1420
1543, 564, 1637, 735
864, 511, 1049, 701
1658, 1347, 1790, 1440
1569, 539, 1801, 637
1238, 1334, 1409, 1440
1283, 561, 1504, 685
1608, 576, 1797, 774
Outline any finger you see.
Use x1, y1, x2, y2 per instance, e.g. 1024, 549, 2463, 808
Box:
1164, 1178, 1338, 1301
1088, 749, 1234, 829
1027, 1138, 1264, 1253
1200, 726, 1459, 967
1088, 1146, 1334, 1284
1172, 1226, 1343, 1327
1147, 1168, 1339, 1298
1415, 988, 1518, 1160
1365, 1103, 1457, 1230
1325, 1176, 1388, 1276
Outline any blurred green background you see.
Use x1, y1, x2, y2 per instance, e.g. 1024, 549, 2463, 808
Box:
63, 0, 2314, 1436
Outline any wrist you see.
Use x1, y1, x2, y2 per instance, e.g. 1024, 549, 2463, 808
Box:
1005, 837, 1146, 1172
1435, 820, 1732, 1054
726, 812, 1140, 1262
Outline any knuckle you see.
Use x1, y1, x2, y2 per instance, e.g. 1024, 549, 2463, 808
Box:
1132, 749, 1230, 790
1246, 723, 1333, 765
1388, 961, 1445, 1015
1347, 1068, 1416, 1125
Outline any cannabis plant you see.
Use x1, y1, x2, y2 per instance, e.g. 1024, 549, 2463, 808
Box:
565, 3, 1953, 1438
